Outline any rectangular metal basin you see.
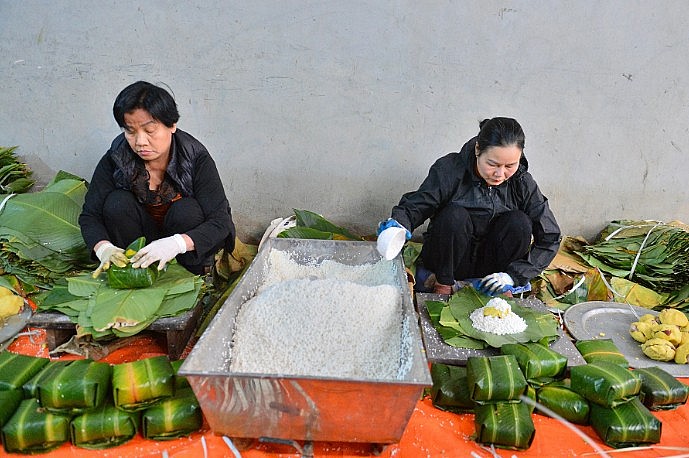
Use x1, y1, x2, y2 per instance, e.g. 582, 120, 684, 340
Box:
179, 238, 431, 443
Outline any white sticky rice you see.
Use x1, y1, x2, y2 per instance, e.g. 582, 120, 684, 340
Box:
469, 297, 527, 335
229, 251, 403, 379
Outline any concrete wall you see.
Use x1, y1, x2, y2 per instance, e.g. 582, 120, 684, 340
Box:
2, 1, 688, 243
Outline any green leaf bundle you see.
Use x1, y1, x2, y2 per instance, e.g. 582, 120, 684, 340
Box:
112, 356, 175, 412
577, 219, 689, 293
0, 174, 91, 288
570, 361, 641, 408
473, 402, 535, 451
70, 403, 139, 450
1, 398, 71, 454
467, 355, 527, 403
141, 388, 202, 440
0, 351, 48, 391
634, 366, 689, 410
0, 146, 34, 194
589, 397, 662, 448
36, 359, 112, 414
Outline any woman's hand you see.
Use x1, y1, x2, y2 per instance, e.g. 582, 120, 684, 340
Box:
92, 242, 128, 278
131, 234, 188, 270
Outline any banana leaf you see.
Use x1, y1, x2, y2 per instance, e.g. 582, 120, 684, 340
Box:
0, 389, 22, 430
589, 397, 662, 448
473, 401, 535, 451
466, 355, 527, 403
536, 385, 590, 425
0, 351, 48, 391
577, 220, 689, 293
106, 237, 159, 289
112, 356, 175, 412
50, 263, 202, 340
429, 364, 475, 412
428, 287, 560, 349
0, 175, 92, 289
608, 277, 665, 309
141, 388, 202, 440
70, 402, 139, 450
1, 398, 71, 454
634, 366, 689, 410
36, 359, 112, 414
22, 360, 71, 398
500, 342, 567, 384
0, 146, 34, 194
575, 339, 629, 367
570, 361, 641, 408
277, 208, 362, 241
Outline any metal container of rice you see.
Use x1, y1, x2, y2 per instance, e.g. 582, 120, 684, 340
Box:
179, 238, 431, 444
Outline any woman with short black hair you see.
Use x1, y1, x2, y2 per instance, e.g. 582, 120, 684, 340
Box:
79, 81, 235, 276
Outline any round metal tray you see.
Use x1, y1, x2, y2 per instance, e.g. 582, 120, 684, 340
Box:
563, 301, 689, 377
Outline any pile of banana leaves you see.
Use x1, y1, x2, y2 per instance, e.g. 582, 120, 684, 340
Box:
0, 171, 92, 289
33, 263, 204, 340
534, 220, 689, 312
0, 146, 34, 194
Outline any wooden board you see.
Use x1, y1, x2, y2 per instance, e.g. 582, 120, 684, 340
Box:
28, 301, 204, 360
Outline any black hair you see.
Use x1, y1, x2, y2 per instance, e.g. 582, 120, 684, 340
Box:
476, 117, 525, 154
112, 81, 180, 128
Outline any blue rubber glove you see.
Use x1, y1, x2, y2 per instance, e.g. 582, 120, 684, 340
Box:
376, 218, 412, 239
476, 272, 515, 296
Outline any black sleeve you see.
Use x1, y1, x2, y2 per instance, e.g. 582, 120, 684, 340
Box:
183, 150, 235, 263
505, 173, 561, 285
78, 153, 118, 257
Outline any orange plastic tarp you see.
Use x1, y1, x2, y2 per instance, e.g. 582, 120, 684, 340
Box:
2, 330, 689, 458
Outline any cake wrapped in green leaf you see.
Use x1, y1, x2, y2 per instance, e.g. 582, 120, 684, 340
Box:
107, 237, 159, 289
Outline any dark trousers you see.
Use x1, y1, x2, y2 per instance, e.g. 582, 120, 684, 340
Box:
420, 205, 532, 285
102, 189, 213, 274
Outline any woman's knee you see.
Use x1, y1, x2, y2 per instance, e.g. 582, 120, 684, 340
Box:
497, 210, 532, 236
433, 203, 472, 230
103, 190, 140, 220
164, 198, 204, 233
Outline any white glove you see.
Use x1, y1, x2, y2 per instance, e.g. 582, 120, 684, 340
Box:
131, 234, 187, 270
93, 242, 128, 277
478, 272, 514, 296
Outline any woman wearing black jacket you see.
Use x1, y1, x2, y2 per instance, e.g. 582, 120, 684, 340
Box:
379, 117, 561, 295
79, 81, 235, 276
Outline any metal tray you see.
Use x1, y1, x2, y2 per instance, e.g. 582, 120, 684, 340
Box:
563, 301, 689, 377
416, 293, 586, 368
180, 238, 432, 444
0, 303, 31, 350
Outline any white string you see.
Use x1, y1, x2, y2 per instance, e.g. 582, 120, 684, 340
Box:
0, 193, 16, 213
628, 222, 662, 281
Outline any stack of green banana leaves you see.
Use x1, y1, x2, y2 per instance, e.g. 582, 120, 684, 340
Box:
0, 353, 203, 453
32, 262, 204, 340
425, 287, 560, 350
466, 355, 535, 451
0, 171, 93, 289
570, 361, 662, 447
534, 220, 689, 312
0, 146, 34, 194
